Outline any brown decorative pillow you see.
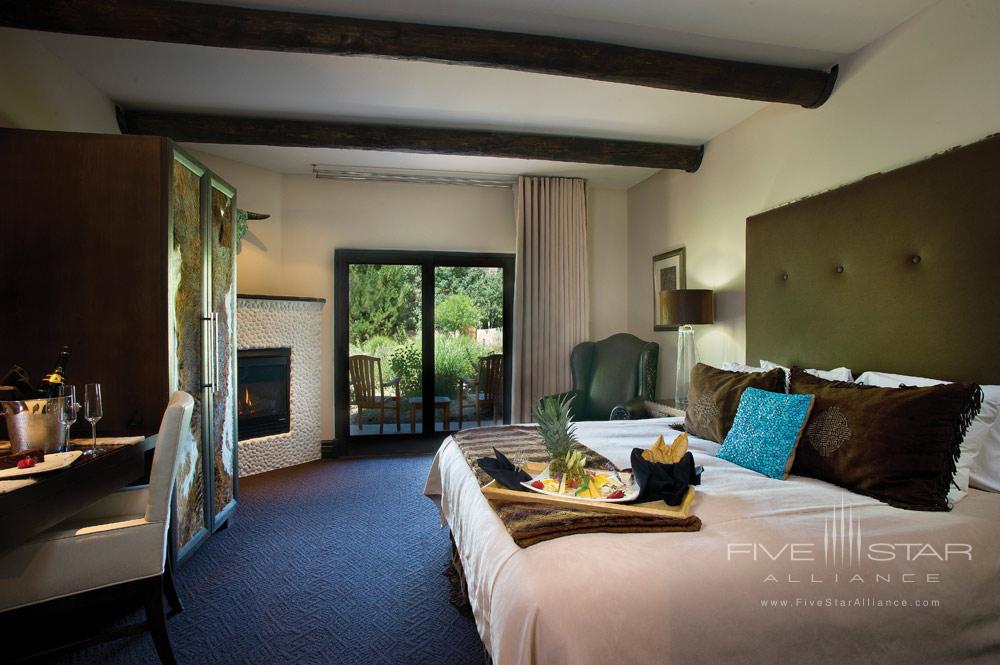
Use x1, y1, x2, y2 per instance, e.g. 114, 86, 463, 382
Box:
789, 367, 982, 511
684, 364, 785, 443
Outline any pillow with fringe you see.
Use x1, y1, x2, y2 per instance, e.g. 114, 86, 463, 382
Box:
855, 371, 999, 503
789, 368, 982, 511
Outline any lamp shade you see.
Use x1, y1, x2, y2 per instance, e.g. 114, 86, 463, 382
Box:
664, 289, 714, 325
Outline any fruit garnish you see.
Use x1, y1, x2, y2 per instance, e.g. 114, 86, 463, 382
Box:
531, 480, 544, 489
536, 395, 580, 475
607, 489, 626, 499
17, 457, 36, 469
541, 478, 560, 491
0, 449, 45, 470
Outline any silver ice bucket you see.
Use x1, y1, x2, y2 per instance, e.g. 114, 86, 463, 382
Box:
1, 396, 68, 454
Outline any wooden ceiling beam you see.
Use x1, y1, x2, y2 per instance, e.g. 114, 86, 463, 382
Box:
118, 110, 705, 171
1, 0, 838, 107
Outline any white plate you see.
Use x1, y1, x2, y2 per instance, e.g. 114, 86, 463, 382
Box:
0, 450, 83, 478
520, 465, 641, 503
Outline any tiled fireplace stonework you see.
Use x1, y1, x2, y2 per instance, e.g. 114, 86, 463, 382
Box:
236, 296, 324, 476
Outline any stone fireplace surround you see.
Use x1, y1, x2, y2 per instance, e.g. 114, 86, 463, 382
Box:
236, 294, 324, 476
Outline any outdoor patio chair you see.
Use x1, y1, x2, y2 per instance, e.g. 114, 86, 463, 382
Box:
349, 355, 401, 434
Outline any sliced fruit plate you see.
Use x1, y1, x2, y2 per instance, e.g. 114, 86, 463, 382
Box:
521, 465, 640, 503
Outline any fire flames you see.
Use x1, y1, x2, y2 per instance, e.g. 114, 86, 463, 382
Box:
240, 386, 255, 416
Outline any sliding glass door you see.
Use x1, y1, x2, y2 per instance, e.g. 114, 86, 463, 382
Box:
334, 250, 514, 448
435, 266, 505, 430
346, 261, 423, 436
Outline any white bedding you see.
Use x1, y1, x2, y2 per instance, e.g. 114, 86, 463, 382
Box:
424, 418, 1000, 665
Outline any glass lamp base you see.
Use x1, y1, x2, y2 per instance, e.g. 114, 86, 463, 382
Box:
674, 325, 697, 407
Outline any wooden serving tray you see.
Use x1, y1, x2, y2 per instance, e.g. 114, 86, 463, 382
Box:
482, 461, 695, 518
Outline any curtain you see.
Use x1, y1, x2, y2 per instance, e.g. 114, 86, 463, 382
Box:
511, 175, 589, 423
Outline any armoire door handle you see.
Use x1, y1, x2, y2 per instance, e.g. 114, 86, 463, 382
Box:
212, 312, 221, 393
201, 315, 214, 389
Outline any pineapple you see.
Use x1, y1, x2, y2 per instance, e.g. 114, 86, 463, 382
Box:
535, 394, 584, 484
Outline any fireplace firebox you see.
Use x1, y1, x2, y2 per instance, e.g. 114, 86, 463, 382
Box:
237, 348, 291, 440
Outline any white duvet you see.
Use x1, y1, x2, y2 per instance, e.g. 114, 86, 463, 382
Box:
424, 418, 1000, 665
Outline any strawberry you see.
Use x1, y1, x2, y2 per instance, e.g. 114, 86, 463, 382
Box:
607, 489, 625, 499
17, 457, 36, 469
531, 480, 544, 489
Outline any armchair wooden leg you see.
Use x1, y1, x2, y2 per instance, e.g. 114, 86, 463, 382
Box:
476, 399, 481, 428
379, 403, 385, 435
145, 576, 178, 665
163, 554, 183, 616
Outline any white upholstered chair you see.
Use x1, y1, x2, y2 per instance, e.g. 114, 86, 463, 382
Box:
0, 391, 194, 664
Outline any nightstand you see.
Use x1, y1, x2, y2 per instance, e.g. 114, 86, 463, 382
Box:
644, 399, 686, 418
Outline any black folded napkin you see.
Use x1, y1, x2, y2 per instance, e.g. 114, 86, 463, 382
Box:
629, 448, 702, 506
478, 448, 532, 491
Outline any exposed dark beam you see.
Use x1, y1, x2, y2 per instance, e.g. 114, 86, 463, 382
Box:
119, 110, 705, 171
1, 0, 838, 107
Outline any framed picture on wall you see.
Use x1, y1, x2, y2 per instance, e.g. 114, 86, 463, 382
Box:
652, 247, 686, 331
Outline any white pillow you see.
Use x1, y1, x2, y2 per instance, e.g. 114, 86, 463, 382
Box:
855, 371, 1000, 501
718, 361, 763, 373
761, 359, 854, 384
854, 371, 941, 388
970, 387, 1000, 492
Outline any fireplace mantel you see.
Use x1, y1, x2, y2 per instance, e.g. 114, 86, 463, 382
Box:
237, 293, 326, 303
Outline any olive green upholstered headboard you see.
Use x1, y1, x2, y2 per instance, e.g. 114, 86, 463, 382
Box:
746, 134, 1000, 385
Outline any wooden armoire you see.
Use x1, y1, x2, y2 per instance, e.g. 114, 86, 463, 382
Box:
0, 128, 238, 564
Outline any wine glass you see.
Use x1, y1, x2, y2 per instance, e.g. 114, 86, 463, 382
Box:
62, 385, 78, 453
84, 383, 103, 456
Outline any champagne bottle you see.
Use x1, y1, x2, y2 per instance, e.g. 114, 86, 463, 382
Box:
1, 365, 35, 400
36, 346, 72, 398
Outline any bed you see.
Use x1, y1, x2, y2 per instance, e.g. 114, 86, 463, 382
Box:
424, 135, 1000, 664
424, 419, 1000, 664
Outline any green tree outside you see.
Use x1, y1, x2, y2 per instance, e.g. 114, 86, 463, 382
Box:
435, 293, 482, 334
348, 264, 421, 345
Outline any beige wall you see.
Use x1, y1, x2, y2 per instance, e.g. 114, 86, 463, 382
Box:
191, 150, 517, 440
0, 28, 118, 133
191, 150, 286, 295
588, 187, 629, 340
191, 149, 630, 439
627, 0, 1000, 399
281, 176, 516, 439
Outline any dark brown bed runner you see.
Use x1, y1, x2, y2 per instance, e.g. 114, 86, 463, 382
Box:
452, 425, 701, 547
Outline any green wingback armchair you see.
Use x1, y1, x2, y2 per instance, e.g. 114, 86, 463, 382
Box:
539, 333, 659, 421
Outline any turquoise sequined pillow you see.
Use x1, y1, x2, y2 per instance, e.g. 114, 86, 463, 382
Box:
717, 387, 815, 479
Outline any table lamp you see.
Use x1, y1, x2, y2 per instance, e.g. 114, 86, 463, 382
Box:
664, 289, 714, 407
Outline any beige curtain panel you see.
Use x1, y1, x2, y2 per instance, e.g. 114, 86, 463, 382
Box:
511, 175, 590, 423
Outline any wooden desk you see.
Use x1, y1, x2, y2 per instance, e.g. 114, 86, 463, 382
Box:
0, 437, 153, 553
407, 396, 451, 433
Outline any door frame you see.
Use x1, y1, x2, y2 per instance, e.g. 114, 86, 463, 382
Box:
333, 248, 514, 454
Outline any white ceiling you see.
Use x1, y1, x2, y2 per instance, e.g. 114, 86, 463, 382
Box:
198, 0, 939, 67
30, 0, 937, 188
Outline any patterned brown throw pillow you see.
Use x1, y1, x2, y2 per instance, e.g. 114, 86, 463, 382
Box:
684, 364, 785, 443
789, 367, 982, 511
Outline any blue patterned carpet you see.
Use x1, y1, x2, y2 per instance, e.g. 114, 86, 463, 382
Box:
58, 456, 485, 665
